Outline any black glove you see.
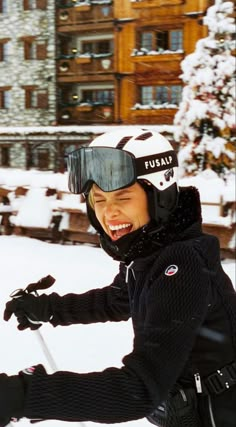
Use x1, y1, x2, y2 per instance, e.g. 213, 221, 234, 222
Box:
4, 293, 53, 330
0, 373, 24, 426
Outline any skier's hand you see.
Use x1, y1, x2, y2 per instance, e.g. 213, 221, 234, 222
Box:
4, 293, 52, 330
0, 373, 24, 425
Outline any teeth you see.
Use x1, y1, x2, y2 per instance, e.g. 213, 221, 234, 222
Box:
109, 223, 131, 231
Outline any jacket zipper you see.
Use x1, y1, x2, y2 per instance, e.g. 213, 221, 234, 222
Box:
194, 372, 216, 427
125, 261, 135, 283
208, 395, 217, 427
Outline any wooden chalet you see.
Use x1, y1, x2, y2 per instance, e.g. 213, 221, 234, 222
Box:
56, 0, 213, 126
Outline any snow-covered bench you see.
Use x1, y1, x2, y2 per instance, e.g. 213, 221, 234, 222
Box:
54, 192, 100, 246
10, 188, 62, 243
201, 199, 235, 259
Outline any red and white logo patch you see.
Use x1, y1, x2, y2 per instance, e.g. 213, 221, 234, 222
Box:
165, 265, 178, 276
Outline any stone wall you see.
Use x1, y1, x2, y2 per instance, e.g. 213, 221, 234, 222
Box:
0, 0, 56, 126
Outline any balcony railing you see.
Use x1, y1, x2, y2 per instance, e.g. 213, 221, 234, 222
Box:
130, 107, 178, 125
130, 0, 184, 7
131, 50, 184, 62
58, 103, 114, 124
57, 53, 114, 76
57, 2, 113, 25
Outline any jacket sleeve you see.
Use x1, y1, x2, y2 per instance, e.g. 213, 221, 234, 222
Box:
21, 243, 213, 424
49, 266, 130, 326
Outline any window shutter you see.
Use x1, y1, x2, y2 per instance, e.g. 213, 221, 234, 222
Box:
0, 44, 3, 62
24, 41, 30, 60
0, 91, 3, 108
23, 0, 29, 10
37, 91, 48, 108
36, 42, 47, 60
25, 89, 31, 108
36, 0, 47, 9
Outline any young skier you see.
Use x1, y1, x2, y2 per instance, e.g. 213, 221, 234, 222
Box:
1, 128, 236, 427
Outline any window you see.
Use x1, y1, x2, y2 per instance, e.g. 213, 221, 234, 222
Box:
0, 88, 11, 109
82, 40, 113, 55
140, 29, 183, 52
24, 87, 48, 108
23, 0, 47, 10
156, 31, 169, 51
0, 146, 10, 167
141, 86, 152, 104
0, 39, 10, 61
37, 148, 50, 170
23, 38, 47, 60
169, 30, 183, 51
140, 32, 152, 51
141, 85, 182, 106
0, 0, 7, 13
81, 89, 114, 105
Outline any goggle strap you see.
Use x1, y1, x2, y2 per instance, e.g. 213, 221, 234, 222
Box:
136, 150, 178, 176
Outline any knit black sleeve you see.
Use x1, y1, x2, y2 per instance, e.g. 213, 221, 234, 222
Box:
22, 243, 212, 424
49, 267, 130, 326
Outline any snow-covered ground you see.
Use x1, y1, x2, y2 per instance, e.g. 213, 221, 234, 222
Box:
0, 235, 235, 427
0, 235, 151, 427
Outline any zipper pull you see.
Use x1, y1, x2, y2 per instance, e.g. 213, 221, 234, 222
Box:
125, 261, 134, 283
194, 372, 202, 393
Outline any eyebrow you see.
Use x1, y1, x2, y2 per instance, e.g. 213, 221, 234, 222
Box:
93, 188, 133, 198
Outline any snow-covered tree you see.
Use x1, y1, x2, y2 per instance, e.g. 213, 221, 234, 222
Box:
174, 0, 235, 177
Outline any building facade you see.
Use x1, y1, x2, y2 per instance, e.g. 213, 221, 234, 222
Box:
0, 0, 215, 169
56, 0, 212, 126
0, 0, 56, 128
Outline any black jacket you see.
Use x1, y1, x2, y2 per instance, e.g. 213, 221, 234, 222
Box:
22, 188, 236, 424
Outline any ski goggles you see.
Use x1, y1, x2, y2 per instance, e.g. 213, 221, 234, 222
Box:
67, 146, 178, 194
67, 146, 136, 193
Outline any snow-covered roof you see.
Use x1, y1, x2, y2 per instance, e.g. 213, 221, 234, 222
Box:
0, 125, 176, 135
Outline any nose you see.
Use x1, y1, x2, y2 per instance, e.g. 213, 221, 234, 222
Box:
104, 200, 119, 219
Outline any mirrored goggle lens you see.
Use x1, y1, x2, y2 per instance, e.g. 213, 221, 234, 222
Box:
67, 146, 136, 194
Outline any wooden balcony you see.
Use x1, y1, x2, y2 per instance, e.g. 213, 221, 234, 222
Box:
130, 52, 183, 83
130, 108, 178, 125
131, 52, 183, 64
57, 3, 114, 26
131, 0, 184, 8
58, 104, 114, 124
132, 51, 183, 74
57, 55, 114, 79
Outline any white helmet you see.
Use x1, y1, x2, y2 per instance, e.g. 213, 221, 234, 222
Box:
89, 128, 178, 192
67, 128, 179, 224
68, 127, 178, 228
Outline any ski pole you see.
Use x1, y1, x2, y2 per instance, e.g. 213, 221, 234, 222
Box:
10, 276, 57, 372
9, 275, 86, 427
32, 326, 58, 372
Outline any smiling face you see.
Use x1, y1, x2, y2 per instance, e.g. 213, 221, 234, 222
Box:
91, 182, 151, 241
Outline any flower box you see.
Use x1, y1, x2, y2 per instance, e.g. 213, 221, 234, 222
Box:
74, 56, 91, 64
76, 105, 93, 112
74, 5, 91, 12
